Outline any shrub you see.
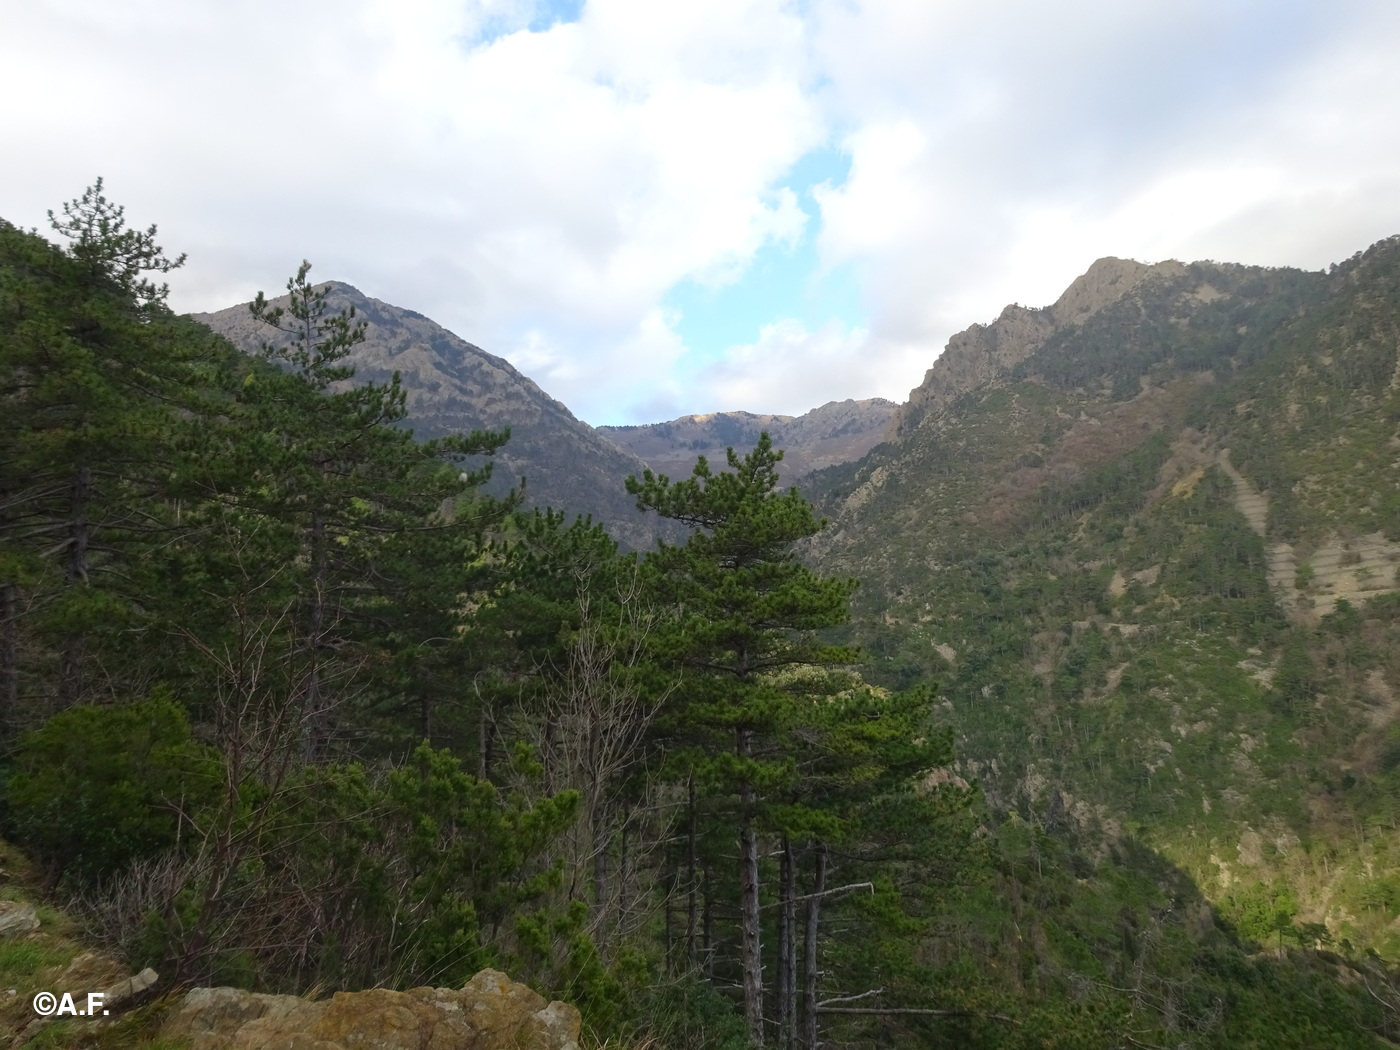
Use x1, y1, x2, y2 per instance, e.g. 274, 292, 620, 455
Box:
1, 695, 219, 886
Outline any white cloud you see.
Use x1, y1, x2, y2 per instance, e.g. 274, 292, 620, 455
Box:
813, 121, 932, 262
3, 0, 1399, 424
691, 318, 924, 417
0, 0, 821, 422
798, 0, 1400, 405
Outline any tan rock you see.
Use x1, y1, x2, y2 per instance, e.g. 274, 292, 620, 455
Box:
163, 969, 581, 1050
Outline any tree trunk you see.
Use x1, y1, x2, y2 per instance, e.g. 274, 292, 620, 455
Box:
686, 777, 698, 968
703, 864, 714, 979
542, 717, 555, 793
802, 843, 828, 1050
1, 581, 17, 742
665, 871, 674, 969
478, 703, 490, 779
738, 727, 764, 1046
302, 509, 327, 761
618, 819, 633, 949
58, 463, 91, 708
593, 809, 609, 943
778, 836, 796, 1050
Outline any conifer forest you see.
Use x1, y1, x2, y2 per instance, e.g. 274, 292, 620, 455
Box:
5, 185, 1400, 1049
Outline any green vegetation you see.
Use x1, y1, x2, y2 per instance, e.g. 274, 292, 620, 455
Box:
4, 697, 218, 887
803, 238, 1400, 1046
0, 186, 975, 1049
5, 185, 1400, 1049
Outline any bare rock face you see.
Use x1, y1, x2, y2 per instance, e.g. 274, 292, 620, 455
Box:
162, 969, 581, 1050
889, 257, 1186, 439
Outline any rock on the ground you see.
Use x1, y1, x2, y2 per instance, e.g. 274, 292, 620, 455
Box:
162, 968, 582, 1050
0, 901, 39, 937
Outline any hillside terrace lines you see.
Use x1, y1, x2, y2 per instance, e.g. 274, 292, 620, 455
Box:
1217, 449, 1400, 617
1214, 450, 1301, 613
1302, 534, 1400, 613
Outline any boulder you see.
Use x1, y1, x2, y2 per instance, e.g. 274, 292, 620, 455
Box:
162, 969, 581, 1050
0, 901, 39, 937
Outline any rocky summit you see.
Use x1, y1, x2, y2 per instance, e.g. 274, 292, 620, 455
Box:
804, 236, 1400, 960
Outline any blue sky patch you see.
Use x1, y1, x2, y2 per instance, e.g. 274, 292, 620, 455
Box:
665, 145, 861, 365
467, 0, 586, 48
528, 0, 586, 34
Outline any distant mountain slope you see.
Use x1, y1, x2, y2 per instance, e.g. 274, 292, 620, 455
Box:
193, 283, 669, 549
598, 398, 898, 485
805, 238, 1400, 956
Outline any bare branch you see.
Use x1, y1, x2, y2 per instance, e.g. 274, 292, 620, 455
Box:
817, 988, 883, 1007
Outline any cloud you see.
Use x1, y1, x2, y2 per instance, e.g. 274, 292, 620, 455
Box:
687, 318, 924, 417
803, 0, 1400, 397
0, 0, 821, 422
3, 0, 1399, 424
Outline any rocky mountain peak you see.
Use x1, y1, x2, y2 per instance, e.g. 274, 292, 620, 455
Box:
1047, 256, 1177, 325
888, 257, 1187, 439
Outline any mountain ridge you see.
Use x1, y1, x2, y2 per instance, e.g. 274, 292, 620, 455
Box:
889, 256, 1190, 439
193, 282, 674, 548
599, 397, 898, 484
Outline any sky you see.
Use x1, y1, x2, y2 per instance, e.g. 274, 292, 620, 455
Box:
3, 0, 1399, 426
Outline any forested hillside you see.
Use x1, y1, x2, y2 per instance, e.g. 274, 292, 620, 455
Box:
5, 184, 1400, 1050
599, 399, 897, 486
0, 187, 973, 1050
803, 237, 1400, 1045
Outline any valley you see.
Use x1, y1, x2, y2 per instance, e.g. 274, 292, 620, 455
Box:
6, 191, 1400, 1048
194, 236, 1400, 1042
802, 236, 1400, 979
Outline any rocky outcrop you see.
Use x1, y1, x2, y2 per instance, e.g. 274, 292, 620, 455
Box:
599, 397, 898, 485
889, 257, 1186, 439
162, 968, 581, 1050
0, 902, 39, 937
194, 286, 668, 549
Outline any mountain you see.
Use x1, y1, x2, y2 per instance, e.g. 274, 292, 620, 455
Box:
887, 256, 1188, 439
193, 283, 670, 549
598, 398, 898, 485
804, 238, 1400, 970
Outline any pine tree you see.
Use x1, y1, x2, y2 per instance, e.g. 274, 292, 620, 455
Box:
216, 260, 515, 758
628, 434, 858, 1045
0, 182, 200, 731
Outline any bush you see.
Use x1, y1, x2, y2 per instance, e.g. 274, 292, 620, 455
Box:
1, 695, 219, 886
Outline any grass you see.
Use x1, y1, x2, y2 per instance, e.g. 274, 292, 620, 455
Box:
0, 839, 178, 1049
0, 940, 76, 980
